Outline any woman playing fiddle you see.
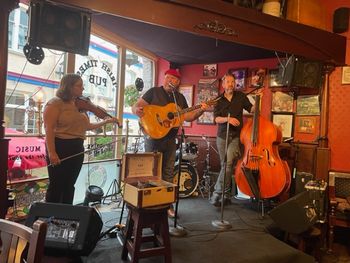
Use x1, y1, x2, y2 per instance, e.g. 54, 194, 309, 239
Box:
44, 73, 119, 204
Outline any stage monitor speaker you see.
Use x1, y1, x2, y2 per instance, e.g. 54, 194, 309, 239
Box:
26, 202, 102, 256
27, 0, 91, 55
281, 56, 323, 88
333, 7, 349, 33
269, 191, 317, 234
295, 172, 313, 195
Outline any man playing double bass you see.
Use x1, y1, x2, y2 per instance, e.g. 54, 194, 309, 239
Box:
210, 72, 259, 207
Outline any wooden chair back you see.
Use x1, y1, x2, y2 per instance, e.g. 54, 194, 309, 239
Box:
0, 219, 47, 263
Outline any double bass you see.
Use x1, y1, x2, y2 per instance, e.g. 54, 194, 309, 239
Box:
235, 94, 291, 199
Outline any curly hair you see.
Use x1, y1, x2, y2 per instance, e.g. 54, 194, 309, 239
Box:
56, 73, 82, 101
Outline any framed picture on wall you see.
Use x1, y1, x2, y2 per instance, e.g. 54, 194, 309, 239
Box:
272, 113, 294, 138
295, 116, 317, 134
196, 79, 219, 125
342, 66, 350, 84
296, 95, 320, 115
269, 68, 284, 87
271, 91, 294, 112
197, 111, 215, 125
203, 64, 217, 77
248, 68, 266, 88
179, 84, 194, 127
228, 68, 247, 91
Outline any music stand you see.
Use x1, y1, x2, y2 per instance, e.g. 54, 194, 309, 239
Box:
212, 113, 232, 230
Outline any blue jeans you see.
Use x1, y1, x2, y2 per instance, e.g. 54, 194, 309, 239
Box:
213, 136, 241, 198
145, 137, 177, 183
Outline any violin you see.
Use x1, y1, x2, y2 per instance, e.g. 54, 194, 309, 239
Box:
75, 96, 122, 127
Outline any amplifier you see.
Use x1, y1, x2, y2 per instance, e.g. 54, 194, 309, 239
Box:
26, 202, 102, 256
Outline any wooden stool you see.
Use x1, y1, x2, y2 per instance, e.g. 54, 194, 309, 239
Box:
121, 204, 171, 263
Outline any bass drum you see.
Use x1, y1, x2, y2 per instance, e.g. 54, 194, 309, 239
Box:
173, 162, 199, 198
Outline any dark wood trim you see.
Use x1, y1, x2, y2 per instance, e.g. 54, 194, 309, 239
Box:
52, 0, 346, 65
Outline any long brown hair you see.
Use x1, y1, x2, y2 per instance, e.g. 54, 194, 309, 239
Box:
56, 73, 82, 102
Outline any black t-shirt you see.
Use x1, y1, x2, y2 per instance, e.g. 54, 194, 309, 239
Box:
214, 91, 252, 139
142, 86, 189, 140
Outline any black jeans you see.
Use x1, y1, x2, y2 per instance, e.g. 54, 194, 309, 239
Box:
144, 137, 177, 183
45, 137, 84, 204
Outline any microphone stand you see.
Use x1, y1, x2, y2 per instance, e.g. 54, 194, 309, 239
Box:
169, 85, 187, 237
212, 113, 232, 230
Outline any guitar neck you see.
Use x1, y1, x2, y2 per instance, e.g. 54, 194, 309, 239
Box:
175, 104, 202, 116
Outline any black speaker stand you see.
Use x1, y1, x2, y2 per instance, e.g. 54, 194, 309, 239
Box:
102, 179, 122, 204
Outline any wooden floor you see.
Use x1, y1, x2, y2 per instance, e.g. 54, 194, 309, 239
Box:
37, 195, 349, 263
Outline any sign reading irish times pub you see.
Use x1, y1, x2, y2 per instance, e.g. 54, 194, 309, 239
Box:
76, 59, 117, 92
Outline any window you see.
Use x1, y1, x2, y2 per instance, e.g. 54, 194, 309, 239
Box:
8, 11, 15, 49
75, 35, 119, 161
18, 9, 28, 50
123, 49, 154, 136
8, 7, 28, 52
5, 93, 35, 133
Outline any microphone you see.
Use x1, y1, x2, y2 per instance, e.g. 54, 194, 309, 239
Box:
168, 82, 177, 90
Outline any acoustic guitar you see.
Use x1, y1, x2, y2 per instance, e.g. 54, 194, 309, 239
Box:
140, 98, 219, 139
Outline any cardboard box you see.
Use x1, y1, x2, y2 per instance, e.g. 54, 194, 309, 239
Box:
121, 152, 177, 208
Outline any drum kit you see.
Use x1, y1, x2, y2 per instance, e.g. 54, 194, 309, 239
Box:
173, 142, 199, 198
173, 138, 218, 199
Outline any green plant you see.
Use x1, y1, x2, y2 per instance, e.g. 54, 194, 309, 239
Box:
124, 84, 139, 107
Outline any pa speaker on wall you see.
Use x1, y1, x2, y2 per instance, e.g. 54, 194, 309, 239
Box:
26, 202, 102, 256
333, 7, 349, 33
269, 191, 317, 234
27, 0, 91, 55
281, 56, 323, 88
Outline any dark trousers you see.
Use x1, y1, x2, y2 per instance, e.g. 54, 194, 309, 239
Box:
145, 137, 176, 183
45, 137, 84, 204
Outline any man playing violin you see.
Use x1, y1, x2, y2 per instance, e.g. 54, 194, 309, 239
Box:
132, 69, 208, 217
44, 73, 119, 204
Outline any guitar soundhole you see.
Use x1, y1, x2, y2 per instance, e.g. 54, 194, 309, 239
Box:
167, 112, 174, 120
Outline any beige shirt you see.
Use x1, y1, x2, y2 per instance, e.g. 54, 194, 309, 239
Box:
46, 97, 89, 139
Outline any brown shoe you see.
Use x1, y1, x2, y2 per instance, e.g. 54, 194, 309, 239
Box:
167, 207, 175, 218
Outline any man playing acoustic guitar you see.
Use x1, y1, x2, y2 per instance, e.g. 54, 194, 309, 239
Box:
132, 69, 209, 217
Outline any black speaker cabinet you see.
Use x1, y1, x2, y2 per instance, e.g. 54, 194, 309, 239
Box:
281, 56, 323, 88
27, 0, 91, 55
269, 191, 317, 234
333, 7, 349, 33
295, 172, 313, 195
26, 202, 102, 256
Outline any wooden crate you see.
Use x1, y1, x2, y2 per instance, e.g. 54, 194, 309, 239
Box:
121, 152, 177, 208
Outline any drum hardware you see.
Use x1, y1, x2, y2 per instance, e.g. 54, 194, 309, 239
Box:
198, 135, 219, 200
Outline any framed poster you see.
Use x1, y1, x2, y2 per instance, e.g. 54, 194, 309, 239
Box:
248, 68, 266, 88
296, 95, 320, 115
228, 68, 247, 91
272, 113, 294, 138
196, 79, 219, 125
269, 68, 284, 87
271, 91, 294, 112
179, 84, 194, 127
342, 66, 350, 84
197, 111, 215, 125
203, 64, 217, 77
296, 116, 317, 134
